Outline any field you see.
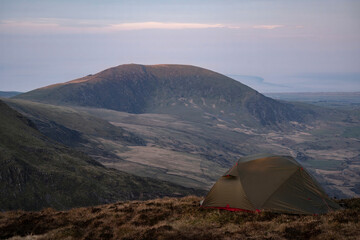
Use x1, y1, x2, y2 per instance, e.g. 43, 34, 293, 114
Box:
1, 196, 359, 240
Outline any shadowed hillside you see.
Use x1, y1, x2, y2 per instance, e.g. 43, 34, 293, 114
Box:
0, 100, 205, 211
14, 64, 314, 127
0, 196, 359, 240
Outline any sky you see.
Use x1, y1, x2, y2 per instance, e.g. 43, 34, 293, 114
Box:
0, 0, 359, 93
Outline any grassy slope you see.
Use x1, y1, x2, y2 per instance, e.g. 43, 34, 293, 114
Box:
0, 196, 359, 240
0, 100, 205, 211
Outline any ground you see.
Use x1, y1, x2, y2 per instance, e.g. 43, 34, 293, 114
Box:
1, 196, 359, 240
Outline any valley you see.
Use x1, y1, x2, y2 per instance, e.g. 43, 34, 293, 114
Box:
0, 99, 204, 211
4, 64, 360, 200
85, 105, 360, 198
5, 96, 360, 198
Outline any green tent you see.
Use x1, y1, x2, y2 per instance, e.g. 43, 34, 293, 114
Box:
201, 154, 340, 214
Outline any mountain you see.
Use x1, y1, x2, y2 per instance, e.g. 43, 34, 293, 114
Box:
10, 64, 360, 198
0, 100, 204, 211
15, 64, 314, 127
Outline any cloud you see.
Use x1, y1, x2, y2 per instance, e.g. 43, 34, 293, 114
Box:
0, 20, 60, 30
109, 22, 224, 30
0, 19, 289, 34
252, 25, 284, 30
0, 19, 225, 33
0, 19, 105, 34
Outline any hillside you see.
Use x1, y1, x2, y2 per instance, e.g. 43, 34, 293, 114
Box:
0, 100, 204, 211
5, 99, 146, 158
0, 196, 359, 240
14, 64, 314, 127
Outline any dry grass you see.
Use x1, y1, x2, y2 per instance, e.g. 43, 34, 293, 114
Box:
1, 197, 359, 240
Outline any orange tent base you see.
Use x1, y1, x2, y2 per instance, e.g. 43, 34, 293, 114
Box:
201, 205, 260, 213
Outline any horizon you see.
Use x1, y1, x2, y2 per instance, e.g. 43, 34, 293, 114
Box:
0, 0, 359, 92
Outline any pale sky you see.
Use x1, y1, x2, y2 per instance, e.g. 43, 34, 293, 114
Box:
0, 0, 359, 92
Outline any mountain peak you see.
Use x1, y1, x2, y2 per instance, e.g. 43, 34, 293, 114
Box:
15, 64, 311, 126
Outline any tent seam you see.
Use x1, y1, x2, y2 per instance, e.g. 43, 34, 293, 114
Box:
259, 167, 300, 209
237, 174, 257, 210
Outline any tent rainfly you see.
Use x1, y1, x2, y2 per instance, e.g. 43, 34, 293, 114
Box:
201, 154, 341, 214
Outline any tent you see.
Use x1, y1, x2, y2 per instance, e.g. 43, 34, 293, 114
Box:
201, 154, 340, 214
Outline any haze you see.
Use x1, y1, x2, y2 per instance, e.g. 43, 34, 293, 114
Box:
0, 0, 359, 92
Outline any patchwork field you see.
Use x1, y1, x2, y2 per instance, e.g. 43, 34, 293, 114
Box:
76, 106, 360, 198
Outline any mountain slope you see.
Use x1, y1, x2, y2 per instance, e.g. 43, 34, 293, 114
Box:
0, 100, 204, 211
5, 98, 146, 148
15, 64, 314, 126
